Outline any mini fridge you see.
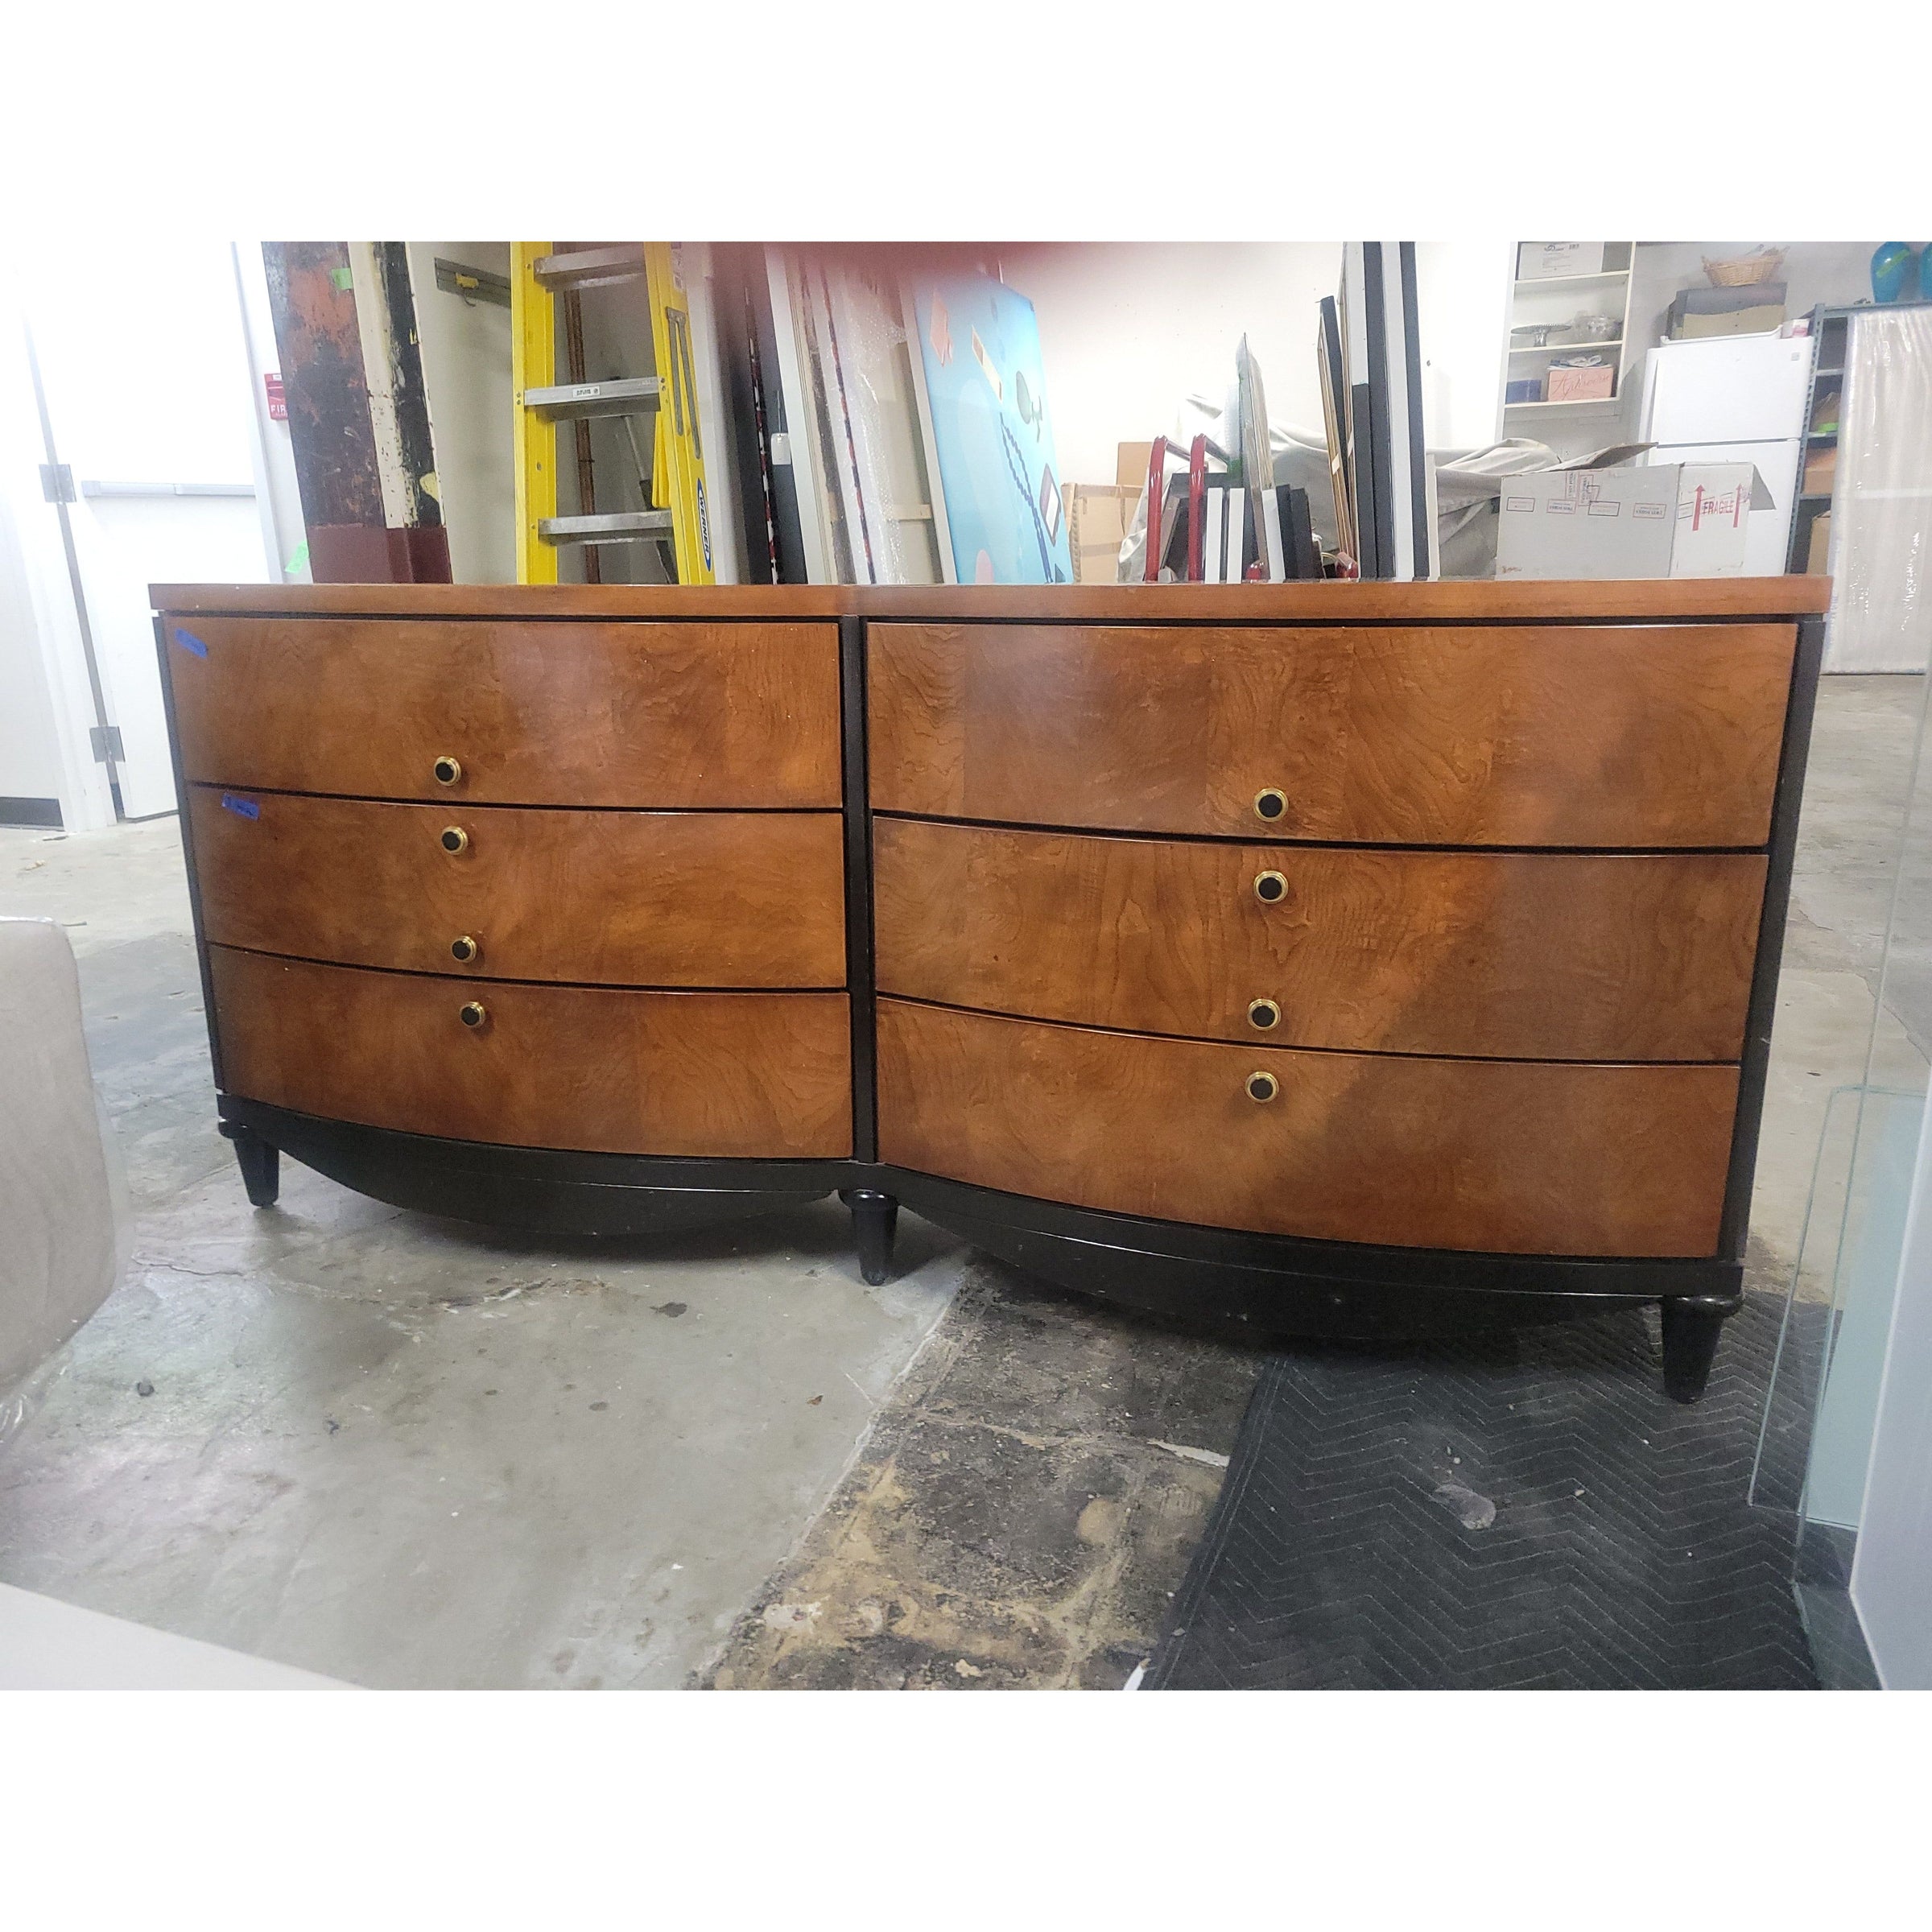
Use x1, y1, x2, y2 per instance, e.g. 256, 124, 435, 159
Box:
1638, 333, 1814, 577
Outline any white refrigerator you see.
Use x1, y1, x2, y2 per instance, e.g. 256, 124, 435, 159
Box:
1638, 334, 1815, 576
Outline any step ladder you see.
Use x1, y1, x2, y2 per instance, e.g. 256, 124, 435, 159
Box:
510, 243, 714, 585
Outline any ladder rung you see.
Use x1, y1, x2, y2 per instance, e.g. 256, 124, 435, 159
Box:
538, 510, 674, 545
524, 377, 663, 422
532, 246, 648, 292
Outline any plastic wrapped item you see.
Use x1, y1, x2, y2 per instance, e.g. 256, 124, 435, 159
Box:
0, 919, 128, 1409
1432, 437, 1561, 577
1826, 307, 1932, 672
778, 253, 943, 585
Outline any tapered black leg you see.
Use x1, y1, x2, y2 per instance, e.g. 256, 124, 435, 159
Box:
1660, 1295, 1732, 1403
840, 1188, 898, 1286
222, 1122, 280, 1208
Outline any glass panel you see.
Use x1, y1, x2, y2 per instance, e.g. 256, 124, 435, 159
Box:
1759, 312, 1932, 1678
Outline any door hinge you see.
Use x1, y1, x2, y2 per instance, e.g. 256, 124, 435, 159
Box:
89, 724, 124, 762
39, 463, 76, 503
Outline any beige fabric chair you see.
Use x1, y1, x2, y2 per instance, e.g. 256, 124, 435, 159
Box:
0, 917, 126, 1393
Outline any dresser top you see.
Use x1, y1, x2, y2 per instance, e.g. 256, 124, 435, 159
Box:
150, 578, 1832, 623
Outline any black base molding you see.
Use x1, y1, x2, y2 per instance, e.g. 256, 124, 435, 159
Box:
0, 795, 62, 828
217, 1095, 846, 1237
217, 1096, 1743, 1397
885, 1170, 1737, 1362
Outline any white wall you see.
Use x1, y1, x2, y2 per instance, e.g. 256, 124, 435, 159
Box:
1001, 242, 1515, 489
1000, 243, 1344, 485
1411, 242, 1513, 452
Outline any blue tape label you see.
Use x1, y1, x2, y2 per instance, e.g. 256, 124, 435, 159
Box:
220, 795, 260, 820
173, 629, 208, 657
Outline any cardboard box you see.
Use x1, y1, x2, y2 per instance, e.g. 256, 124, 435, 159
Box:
1546, 361, 1615, 402
1674, 303, 1786, 340
1496, 464, 1678, 579
1806, 511, 1832, 576
1495, 460, 1772, 580
1518, 242, 1604, 281
1668, 283, 1787, 341
1669, 465, 1777, 576
1117, 442, 1154, 489
1067, 483, 1140, 584
1805, 447, 1838, 496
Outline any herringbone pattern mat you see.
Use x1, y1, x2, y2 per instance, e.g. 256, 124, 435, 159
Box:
1147, 1293, 1820, 1690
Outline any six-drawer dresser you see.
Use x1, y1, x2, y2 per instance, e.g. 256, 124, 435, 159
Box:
151, 578, 1829, 1399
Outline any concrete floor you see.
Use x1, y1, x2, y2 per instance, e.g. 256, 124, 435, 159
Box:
1, 671, 1925, 1688
0, 819, 972, 1687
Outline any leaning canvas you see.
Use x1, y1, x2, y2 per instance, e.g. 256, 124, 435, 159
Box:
909, 273, 1073, 584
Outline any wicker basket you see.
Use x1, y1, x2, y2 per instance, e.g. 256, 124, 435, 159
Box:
1703, 249, 1785, 287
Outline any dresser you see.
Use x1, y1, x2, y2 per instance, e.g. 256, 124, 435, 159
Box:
151, 579, 1827, 1399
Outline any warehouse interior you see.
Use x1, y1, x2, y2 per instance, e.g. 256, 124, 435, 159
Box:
6, 235, 1931, 1697
2, 14, 1927, 1916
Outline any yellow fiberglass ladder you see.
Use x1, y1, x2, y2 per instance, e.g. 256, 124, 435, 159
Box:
510, 242, 714, 585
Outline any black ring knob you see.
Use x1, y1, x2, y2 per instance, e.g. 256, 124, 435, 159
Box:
1248, 997, 1281, 1030
1246, 1070, 1279, 1103
1254, 787, 1287, 821
433, 755, 462, 786
451, 936, 479, 964
459, 1001, 487, 1028
1254, 870, 1288, 904
440, 827, 469, 854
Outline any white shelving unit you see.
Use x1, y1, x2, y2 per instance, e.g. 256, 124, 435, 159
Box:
1502, 245, 1637, 420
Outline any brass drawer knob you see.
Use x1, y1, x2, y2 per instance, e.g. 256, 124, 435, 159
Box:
1248, 997, 1281, 1030
450, 935, 480, 964
440, 826, 469, 854
1254, 786, 1287, 822
1246, 1070, 1279, 1103
433, 755, 463, 786
1253, 869, 1288, 904
459, 1001, 487, 1029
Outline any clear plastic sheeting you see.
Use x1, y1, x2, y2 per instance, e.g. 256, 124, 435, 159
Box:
1431, 439, 1563, 578
1827, 306, 1932, 673
0, 919, 127, 1406
780, 252, 943, 586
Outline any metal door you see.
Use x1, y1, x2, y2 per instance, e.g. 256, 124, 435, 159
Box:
27, 241, 275, 819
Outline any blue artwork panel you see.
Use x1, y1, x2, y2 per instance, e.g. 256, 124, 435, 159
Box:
910, 274, 1072, 585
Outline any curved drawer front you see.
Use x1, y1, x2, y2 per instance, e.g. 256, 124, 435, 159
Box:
873, 818, 1764, 1061
164, 616, 841, 807
191, 789, 845, 988
869, 621, 1795, 846
210, 947, 852, 1158
877, 1000, 1736, 1257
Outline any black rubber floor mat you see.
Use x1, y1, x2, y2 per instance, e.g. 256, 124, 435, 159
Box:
1146, 1292, 1821, 1690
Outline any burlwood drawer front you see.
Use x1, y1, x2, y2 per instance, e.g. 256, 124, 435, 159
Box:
873, 819, 1765, 1062
877, 1000, 1737, 1257
209, 947, 851, 1158
190, 790, 845, 988
163, 616, 841, 807
869, 621, 1795, 847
